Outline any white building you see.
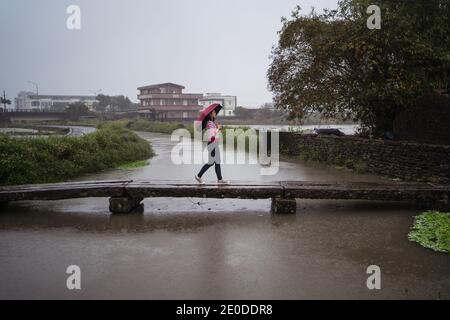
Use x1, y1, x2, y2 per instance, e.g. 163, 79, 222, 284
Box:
199, 93, 237, 117
15, 91, 97, 111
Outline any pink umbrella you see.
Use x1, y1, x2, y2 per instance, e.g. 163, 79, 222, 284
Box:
196, 103, 223, 130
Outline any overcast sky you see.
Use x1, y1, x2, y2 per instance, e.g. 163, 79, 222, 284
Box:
0, 0, 338, 107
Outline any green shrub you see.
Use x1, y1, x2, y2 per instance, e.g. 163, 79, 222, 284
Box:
0, 123, 153, 186
408, 211, 450, 253
125, 119, 191, 135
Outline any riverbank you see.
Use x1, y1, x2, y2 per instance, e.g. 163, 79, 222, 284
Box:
125, 119, 192, 135
0, 123, 154, 186
0, 125, 70, 137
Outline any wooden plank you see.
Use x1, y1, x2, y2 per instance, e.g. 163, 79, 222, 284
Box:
128, 180, 281, 186
0, 180, 131, 192
282, 180, 449, 188
124, 181, 283, 199
282, 181, 450, 201
0, 183, 127, 202
0, 180, 448, 204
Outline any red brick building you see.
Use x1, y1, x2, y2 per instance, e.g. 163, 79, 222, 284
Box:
137, 83, 202, 121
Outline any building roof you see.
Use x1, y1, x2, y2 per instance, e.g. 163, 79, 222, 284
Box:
28, 95, 96, 100
139, 105, 201, 111
137, 83, 185, 90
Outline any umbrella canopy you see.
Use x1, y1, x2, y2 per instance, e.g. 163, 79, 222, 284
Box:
196, 103, 223, 130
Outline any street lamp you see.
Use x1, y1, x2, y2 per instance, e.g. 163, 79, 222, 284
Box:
89, 89, 102, 96
27, 81, 39, 96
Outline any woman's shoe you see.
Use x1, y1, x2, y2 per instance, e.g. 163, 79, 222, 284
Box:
195, 175, 205, 185
218, 180, 230, 185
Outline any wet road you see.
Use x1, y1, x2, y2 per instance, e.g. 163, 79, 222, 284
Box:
0, 130, 449, 299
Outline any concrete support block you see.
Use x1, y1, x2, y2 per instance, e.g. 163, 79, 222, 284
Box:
109, 196, 143, 214
271, 197, 296, 214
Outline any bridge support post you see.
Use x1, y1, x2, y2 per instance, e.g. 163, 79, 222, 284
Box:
271, 197, 296, 214
109, 196, 143, 214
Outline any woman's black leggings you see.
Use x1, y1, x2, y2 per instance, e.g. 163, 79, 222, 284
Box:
197, 142, 222, 180
197, 163, 222, 180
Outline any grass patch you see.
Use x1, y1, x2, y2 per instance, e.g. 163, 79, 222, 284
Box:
0, 123, 154, 186
408, 211, 450, 253
125, 119, 193, 135
117, 160, 149, 170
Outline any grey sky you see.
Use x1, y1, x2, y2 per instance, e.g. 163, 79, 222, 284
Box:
0, 0, 338, 106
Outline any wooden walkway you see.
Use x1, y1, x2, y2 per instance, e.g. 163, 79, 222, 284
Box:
0, 180, 449, 214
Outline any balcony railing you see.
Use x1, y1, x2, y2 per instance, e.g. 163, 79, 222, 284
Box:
137, 93, 203, 100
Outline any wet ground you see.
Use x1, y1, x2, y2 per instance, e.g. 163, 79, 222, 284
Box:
0, 131, 449, 299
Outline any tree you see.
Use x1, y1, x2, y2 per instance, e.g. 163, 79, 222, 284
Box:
234, 106, 252, 119
66, 102, 89, 119
51, 102, 69, 112
268, 0, 450, 137
94, 94, 111, 113
1, 91, 12, 111
114, 95, 135, 111
94, 94, 135, 112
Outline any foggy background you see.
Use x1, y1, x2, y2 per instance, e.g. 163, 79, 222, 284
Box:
0, 0, 338, 106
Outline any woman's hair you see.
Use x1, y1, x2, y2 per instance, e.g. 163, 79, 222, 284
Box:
208, 112, 215, 121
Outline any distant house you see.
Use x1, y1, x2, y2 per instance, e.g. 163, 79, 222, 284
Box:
199, 93, 237, 117
14, 91, 97, 111
137, 83, 202, 121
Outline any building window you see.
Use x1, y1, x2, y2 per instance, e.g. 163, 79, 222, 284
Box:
183, 112, 188, 119
183, 100, 188, 106
161, 88, 166, 94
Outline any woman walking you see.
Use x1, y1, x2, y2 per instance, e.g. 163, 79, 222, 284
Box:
195, 104, 230, 185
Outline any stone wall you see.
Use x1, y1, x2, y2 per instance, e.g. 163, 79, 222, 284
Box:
279, 133, 450, 184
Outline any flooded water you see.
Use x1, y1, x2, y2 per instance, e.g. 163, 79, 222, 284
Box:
0, 130, 449, 299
